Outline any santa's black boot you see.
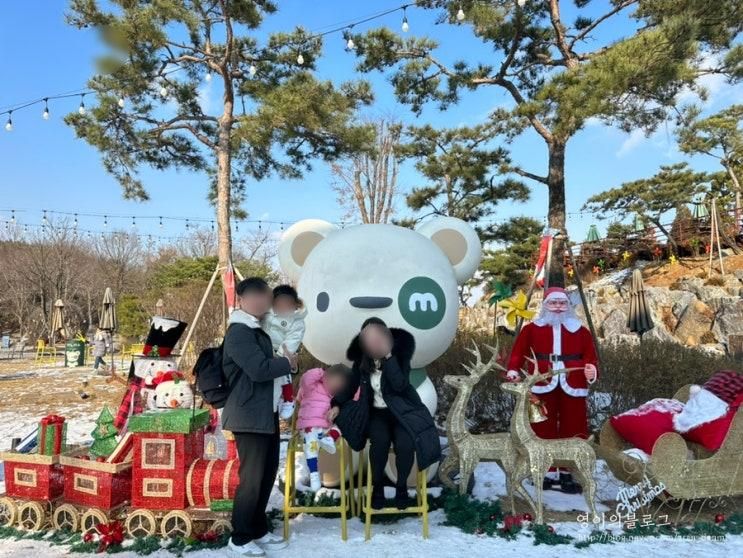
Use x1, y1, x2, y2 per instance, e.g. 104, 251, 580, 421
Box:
559, 472, 582, 494
371, 486, 386, 510
542, 476, 558, 490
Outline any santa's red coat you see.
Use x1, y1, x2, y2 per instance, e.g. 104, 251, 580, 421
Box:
508, 321, 598, 398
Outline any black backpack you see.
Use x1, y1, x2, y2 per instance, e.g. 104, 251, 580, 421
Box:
193, 342, 230, 409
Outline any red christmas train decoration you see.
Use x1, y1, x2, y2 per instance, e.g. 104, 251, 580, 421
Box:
0, 409, 237, 538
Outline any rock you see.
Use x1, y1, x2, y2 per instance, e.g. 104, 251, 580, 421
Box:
600, 308, 631, 338
728, 334, 743, 359
711, 300, 743, 346
699, 343, 727, 356
734, 270, 743, 283
674, 300, 715, 346
600, 334, 640, 347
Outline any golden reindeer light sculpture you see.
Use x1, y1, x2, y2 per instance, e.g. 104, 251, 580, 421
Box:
440, 344, 517, 512
499, 357, 599, 524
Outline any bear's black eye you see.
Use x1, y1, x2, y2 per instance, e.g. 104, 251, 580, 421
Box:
317, 291, 329, 312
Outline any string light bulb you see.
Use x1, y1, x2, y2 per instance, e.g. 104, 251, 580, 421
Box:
74, 214, 78, 227
131, 216, 136, 228
296, 52, 304, 65
402, 8, 409, 32
4, 112, 12, 132
249, 64, 257, 76
205, 72, 212, 82
159, 216, 163, 228
345, 28, 355, 50
517, 0, 527, 6
457, 6, 465, 21
118, 97, 125, 108
43, 99, 50, 120
78, 94, 86, 115
10, 210, 15, 224
103, 215, 108, 227
159, 85, 168, 98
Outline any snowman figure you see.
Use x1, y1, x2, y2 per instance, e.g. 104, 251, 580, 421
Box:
149, 371, 195, 410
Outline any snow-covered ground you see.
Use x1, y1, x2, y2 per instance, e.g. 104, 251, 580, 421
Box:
1, 404, 741, 557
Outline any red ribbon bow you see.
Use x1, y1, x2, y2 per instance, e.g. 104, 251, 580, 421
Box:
41, 414, 65, 425
96, 521, 124, 552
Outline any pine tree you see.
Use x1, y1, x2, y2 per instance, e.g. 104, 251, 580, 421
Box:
65, 0, 373, 268
350, 0, 743, 285
90, 406, 119, 458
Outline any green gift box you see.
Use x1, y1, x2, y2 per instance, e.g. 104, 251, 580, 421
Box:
210, 499, 233, 513
37, 415, 68, 455
127, 408, 210, 434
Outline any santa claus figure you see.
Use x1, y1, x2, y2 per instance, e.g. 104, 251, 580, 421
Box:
506, 286, 598, 493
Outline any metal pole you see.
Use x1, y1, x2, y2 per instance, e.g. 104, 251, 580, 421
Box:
515, 235, 553, 336
562, 230, 602, 367
176, 264, 222, 369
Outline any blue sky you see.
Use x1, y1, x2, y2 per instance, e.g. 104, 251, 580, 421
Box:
1, 1, 740, 245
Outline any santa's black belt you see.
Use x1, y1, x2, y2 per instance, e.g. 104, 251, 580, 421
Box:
534, 353, 583, 362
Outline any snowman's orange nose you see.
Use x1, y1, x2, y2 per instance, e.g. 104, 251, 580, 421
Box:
168, 399, 179, 408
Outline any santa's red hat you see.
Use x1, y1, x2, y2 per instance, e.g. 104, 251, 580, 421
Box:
543, 287, 569, 301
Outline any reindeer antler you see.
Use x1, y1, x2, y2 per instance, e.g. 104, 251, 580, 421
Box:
461, 341, 501, 378
521, 349, 584, 386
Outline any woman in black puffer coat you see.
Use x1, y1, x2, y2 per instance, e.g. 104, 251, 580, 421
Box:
330, 317, 441, 510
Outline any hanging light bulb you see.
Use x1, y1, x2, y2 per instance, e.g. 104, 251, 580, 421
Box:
5, 112, 12, 132
456, 6, 465, 21
159, 85, 168, 98
517, 0, 527, 6
103, 215, 108, 227
43, 99, 50, 120
74, 214, 78, 227
249, 64, 257, 76
42, 210, 48, 224
296, 52, 304, 65
402, 8, 410, 32
346, 35, 355, 50
185, 219, 190, 230
78, 95, 86, 115
10, 210, 15, 224
118, 97, 125, 108
159, 216, 163, 228
205, 71, 212, 82
131, 216, 136, 228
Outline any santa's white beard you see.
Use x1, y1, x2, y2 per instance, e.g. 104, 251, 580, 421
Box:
537, 306, 578, 327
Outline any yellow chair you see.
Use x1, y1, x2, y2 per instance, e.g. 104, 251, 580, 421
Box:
120, 342, 144, 366
359, 451, 429, 541
283, 408, 355, 541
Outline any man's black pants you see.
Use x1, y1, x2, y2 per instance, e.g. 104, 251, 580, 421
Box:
231, 415, 280, 545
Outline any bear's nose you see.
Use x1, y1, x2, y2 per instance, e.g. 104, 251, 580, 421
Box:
349, 296, 393, 309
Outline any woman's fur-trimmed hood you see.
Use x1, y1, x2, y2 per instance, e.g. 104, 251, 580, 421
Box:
346, 326, 416, 364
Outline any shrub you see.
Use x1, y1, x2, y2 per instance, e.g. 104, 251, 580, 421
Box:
705, 275, 725, 286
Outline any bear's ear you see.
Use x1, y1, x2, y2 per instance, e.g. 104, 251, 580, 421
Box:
417, 217, 482, 284
278, 219, 337, 282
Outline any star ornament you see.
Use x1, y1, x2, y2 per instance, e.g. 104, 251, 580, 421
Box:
498, 290, 535, 327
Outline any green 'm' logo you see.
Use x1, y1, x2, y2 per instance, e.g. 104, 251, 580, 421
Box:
398, 276, 446, 330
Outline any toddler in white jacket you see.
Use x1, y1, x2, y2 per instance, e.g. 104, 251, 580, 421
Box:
263, 284, 306, 420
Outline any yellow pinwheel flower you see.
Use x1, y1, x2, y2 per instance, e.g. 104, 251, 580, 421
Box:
498, 290, 536, 327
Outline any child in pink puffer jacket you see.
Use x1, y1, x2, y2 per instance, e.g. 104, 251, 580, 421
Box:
297, 364, 349, 491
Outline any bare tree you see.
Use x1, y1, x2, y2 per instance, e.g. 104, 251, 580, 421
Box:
331, 119, 401, 224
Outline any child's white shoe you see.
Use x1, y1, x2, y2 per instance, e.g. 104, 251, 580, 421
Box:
227, 538, 265, 556
309, 471, 322, 492
279, 401, 295, 420
319, 435, 337, 455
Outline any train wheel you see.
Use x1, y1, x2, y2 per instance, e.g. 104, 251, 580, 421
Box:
0, 497, 17, 527
125, 509, 157, 538
17, 501, 45, 531
80, 508, 108, 534
52, 504, 79, 532
160, 510, 192, 539
209, 519, 232, 536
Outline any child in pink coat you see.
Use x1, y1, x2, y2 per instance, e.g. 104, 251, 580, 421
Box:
297, 364, 349, 491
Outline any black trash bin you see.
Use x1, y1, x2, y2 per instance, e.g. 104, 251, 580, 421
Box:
65, 340, 86, 367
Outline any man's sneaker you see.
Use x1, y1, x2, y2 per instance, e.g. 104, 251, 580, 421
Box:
227, 538, 265, 557
309, 471, 322, 492
319, 435, 337, 455
255, 532, 288, 551
279, 401, 295, 420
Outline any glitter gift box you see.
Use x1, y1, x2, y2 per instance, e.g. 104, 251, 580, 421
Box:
127, 409, 210, 434
60, 450, 132, 510
0, 450, 64, 500
37, 415, 67, 456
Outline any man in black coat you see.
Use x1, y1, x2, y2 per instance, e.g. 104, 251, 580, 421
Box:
331, 318, 441, 510
222, 277, 297, 557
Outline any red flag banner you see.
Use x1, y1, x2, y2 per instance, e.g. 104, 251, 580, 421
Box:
534, 234, 552, 289
221, 262, 237, 314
